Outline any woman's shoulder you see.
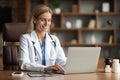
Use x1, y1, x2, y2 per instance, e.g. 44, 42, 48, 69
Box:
21, 31, 36, 38
49, 34, 58, 39
21, 33, 30, 38
20, 31, 38, 43
20, 32, 34, 40
48, 34, 60, 43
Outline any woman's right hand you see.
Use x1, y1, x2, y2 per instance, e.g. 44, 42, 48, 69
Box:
44, 64, 64, 72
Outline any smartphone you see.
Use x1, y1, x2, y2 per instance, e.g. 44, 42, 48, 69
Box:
27, 72, 52, 77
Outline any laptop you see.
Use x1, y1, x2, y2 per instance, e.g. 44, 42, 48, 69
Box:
60, 47, 101, 74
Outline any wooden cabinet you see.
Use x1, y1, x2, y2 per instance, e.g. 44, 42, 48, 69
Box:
26, 0, 120, 58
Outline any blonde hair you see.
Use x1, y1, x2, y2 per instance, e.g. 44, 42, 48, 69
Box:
25, 4, 53, 33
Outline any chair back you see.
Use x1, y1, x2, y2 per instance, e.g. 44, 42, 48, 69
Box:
2, 23, 26, 70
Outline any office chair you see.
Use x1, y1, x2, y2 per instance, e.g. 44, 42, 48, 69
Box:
2, 23, 26, 70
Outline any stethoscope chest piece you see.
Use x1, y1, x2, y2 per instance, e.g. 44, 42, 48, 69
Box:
49, 33, 56, 47
35, 56, 38, 62
52, 41, 56, 47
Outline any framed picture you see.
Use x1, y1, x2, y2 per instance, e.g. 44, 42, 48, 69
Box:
102, 2, 110, 12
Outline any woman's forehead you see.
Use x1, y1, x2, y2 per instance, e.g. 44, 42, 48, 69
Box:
39, 12, 52, 18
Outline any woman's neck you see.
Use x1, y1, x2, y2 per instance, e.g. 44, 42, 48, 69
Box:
36, 31, 46, 43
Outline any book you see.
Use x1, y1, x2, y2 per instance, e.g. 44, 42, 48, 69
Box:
109, 35, 113, 44
88, 19, 95, 29
72, 5, 78, 13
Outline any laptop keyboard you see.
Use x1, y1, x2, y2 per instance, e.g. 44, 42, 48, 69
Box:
54, 70, 64, 74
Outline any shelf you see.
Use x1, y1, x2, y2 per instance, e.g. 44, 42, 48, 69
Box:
62, 43, 117, 47
79, 0, 114, 13
62, 13, 96, 15
80, 28, 115, 31
51, 29, 79, 44
27, 0, 120, 58
51, 28, 79, 31
98, 14, 120, 28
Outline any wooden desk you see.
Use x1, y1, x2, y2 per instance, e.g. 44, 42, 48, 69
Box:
0, 70, 120, 80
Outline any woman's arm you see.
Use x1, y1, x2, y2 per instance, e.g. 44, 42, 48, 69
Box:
53, 36, 67, 66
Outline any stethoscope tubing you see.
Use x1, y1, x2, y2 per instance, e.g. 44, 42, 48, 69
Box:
32, 33, 56, 62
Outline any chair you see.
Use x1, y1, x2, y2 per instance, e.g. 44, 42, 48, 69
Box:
2, 23, 26, 70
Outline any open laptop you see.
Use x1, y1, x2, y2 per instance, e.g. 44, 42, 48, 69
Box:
60, 47, 101, 74
27, 47, 101, 76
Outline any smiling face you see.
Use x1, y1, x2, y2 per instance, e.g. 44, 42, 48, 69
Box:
33, 12, 52, 33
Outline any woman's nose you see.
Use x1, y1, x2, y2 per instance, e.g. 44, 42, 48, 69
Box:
45, 20, 48, 25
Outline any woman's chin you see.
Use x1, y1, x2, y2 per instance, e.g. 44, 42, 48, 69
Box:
44, 28, 49, 32
43, 29, 48, 32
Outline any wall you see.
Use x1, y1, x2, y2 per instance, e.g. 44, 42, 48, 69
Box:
0, 0, 26, 22
0, 0, 26, 55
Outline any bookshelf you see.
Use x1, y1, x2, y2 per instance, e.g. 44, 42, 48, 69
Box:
26, 0, 120, 59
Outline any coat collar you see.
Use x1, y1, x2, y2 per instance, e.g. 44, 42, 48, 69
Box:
30, 30, 38, 43
29, 30, 53, 44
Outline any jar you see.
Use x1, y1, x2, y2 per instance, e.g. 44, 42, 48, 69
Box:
75, 19, 82, 28
65, 21, 72, 29
105, 65, 111, 73
112, 59, 120, 73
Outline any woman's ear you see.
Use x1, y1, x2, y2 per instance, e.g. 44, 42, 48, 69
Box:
33, 17, 37, 24
33, 20, 36, 24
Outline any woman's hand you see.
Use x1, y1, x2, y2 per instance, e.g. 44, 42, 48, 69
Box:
44, 64, 64, 72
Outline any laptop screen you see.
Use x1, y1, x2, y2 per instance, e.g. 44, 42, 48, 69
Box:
64, 47, 101, 74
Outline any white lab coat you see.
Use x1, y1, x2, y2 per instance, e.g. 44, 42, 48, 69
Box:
19, 31, 66, 71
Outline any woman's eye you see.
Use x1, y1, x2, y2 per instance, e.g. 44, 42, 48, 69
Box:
39, 18, 51, 22
48, 19, 52, 22
39, 18, 45, 21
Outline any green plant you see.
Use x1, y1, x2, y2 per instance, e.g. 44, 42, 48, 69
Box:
52, 0, 61, 8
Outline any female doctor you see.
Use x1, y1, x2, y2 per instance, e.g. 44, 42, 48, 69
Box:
19, 5, 66, 72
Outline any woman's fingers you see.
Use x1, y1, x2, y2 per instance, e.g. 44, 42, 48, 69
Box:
44, 64, 64, 72
44, 65, 58, 72
54, 64, 64, 71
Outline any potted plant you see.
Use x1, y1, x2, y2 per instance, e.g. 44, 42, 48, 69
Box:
52, 0, 61, 14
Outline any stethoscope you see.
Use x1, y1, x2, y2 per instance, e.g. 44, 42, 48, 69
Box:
33, 33, 56, 62
48, 33, 56, 47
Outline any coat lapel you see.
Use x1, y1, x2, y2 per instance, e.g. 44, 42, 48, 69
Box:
30, 31, 42, 59
45, 33, 53, 65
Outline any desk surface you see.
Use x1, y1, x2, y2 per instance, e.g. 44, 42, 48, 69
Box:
0, 70, 120, 80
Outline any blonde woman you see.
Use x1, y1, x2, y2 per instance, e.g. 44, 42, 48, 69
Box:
19, 5, 66, 72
